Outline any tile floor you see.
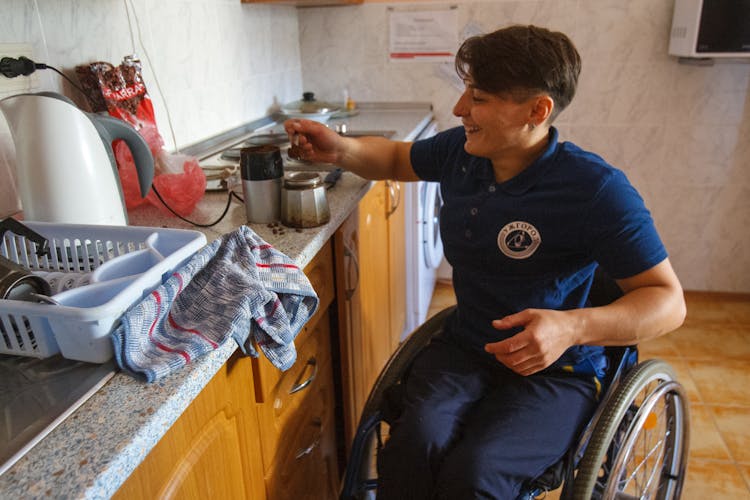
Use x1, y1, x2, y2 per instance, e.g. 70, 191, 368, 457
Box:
426, 282, 750, 499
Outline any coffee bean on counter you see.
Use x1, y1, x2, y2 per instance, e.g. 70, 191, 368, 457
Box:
295, 228, 303, 233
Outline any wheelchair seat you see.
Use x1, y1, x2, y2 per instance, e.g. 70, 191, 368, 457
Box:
340, 274, 690, 500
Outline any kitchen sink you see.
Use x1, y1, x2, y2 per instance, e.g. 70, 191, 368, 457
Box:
0, 354, 116, 475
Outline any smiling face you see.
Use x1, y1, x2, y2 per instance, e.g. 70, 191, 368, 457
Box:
450, 25, 581, 180
452, 81, 538, 161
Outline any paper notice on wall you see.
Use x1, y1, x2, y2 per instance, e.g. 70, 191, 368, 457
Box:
434, 21, 485, 91
389, 9, 457, 62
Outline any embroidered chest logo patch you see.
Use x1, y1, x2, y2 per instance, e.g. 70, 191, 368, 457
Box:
497, 221, 542, 259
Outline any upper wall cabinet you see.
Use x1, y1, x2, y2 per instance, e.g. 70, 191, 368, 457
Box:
242, 0, 362, 5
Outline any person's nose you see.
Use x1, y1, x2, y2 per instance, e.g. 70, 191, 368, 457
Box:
453, 91, 469, 117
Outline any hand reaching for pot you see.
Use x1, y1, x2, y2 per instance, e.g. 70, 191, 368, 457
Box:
284, 119, 343, 164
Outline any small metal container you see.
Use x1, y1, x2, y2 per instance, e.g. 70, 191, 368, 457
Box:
281, 172, 331, 228
240, 145, 284, 223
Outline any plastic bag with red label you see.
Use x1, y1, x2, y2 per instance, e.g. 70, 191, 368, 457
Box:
75, 56, 206, 217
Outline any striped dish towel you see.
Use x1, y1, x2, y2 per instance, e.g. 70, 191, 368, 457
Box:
111, 226, 319, 382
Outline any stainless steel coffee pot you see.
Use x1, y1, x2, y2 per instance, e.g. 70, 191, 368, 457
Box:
281, 172, 330, 228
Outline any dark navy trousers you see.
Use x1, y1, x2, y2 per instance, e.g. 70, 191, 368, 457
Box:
376, 336, 599, 499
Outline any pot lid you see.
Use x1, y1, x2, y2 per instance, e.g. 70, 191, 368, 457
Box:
281, 92, 339, 115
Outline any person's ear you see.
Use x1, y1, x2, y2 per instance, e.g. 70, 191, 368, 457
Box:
529, 95, 554, 127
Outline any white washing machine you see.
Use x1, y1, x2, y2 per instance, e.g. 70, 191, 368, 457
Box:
403, 171, 444, 340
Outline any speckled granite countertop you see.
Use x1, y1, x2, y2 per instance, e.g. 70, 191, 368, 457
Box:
0, 105, 433, 499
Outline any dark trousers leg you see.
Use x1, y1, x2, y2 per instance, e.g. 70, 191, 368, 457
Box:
376, 339, 598, 500
377, 339, 490, 500
434, 371, 598, 499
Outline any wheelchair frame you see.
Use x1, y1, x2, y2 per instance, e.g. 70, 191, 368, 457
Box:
339, 304, 690, 500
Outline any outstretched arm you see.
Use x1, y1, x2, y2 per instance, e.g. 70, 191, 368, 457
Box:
484, 258, 686, 376
283, 119, 419, 182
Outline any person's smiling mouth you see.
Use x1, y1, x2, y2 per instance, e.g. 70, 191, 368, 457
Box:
464, 124, 480, 135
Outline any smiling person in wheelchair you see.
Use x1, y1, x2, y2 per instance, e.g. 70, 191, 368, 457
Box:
285, 24, 686, 500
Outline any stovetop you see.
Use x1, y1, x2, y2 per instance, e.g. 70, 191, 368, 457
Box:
198, 127, 396, 191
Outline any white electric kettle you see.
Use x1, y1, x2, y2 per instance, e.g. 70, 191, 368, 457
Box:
0, 91, 154, 225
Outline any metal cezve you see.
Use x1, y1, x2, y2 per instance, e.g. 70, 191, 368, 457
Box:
281, 172, 330, 228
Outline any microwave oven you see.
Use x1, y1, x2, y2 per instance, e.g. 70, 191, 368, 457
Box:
668, 0, 750, 58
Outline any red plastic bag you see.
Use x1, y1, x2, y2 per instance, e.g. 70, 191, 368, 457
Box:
76, 57, 206, 217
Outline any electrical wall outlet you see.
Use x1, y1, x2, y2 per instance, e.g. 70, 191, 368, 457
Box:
0, 43, 39, 96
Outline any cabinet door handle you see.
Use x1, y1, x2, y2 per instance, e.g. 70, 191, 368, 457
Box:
289, 357, 318, 394
343, 244, 360, 300
295, 418, 323, 459
386, 180, 401, 217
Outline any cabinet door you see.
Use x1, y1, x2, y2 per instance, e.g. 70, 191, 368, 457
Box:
358, 182, 392, 402
334, 207, 364, 445
264, 357, 338, 500
386, 180, 406, 351
113, 355, 265, 500
336, 182, 405, 446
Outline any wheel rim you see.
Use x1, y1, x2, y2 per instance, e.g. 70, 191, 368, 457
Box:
573, 360, 690, 500
604, 380, 689, 499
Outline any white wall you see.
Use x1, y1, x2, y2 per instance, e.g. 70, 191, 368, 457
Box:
1, 0, 304, 218
299, 0, 750, 293
1, 0, 748, 292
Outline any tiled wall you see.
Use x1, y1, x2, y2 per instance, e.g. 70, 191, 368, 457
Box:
299, 0, 750, 293
0, 0, 303, 218
1, 0, 748, 292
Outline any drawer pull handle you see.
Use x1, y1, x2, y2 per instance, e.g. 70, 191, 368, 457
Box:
295, 433, 321, 459
295, 418, 323, 459
344, 244, 359, 300
289, 357, 318, 394
386, 180, 401, 217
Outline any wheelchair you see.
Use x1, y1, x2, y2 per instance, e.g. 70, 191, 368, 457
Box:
340, 276, 690, 500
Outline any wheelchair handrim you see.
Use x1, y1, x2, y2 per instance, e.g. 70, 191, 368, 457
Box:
603, 380, 690, 499
571, 359, 689, 500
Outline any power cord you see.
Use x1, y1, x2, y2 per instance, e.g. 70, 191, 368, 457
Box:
0, 55, 87, 97
150, 185, 245, 228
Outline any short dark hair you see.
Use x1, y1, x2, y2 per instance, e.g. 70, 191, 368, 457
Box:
455, 25, 581, 122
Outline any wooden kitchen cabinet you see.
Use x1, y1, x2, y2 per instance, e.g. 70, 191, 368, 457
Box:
252, 240, 339, 499
335, 180, 406, 446
334, 206, 365, 446
114, 241, 339, 500
112, 353, 266, 500
256, 310, 339, 499
386, 180, 406, 353
262, 333, 339, 500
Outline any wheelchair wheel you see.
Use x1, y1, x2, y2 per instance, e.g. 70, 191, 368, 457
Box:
572, 359, 690, 500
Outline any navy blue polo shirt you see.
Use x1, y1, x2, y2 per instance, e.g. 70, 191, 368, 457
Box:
410, 126, 667, 377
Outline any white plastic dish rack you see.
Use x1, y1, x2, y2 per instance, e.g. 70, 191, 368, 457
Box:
0, 222, 206, 363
